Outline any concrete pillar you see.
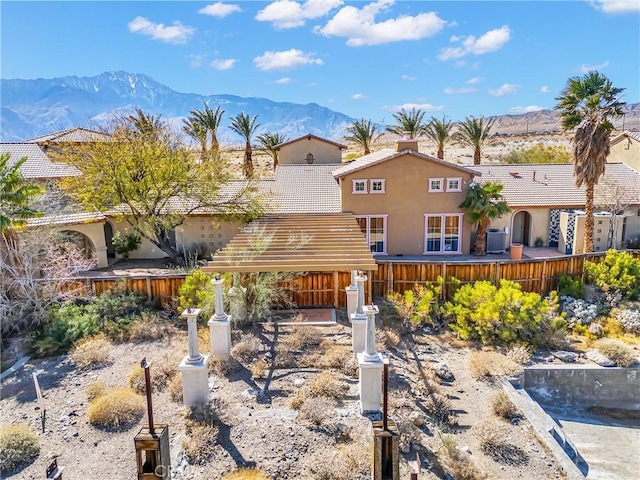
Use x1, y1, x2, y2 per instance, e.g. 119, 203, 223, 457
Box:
208, 277, 232, 359
227, 285, 247, 324
358, 304, 383, 414
178, 308, 209, 407
346, 270, 358, 317
350, 273, 367, 355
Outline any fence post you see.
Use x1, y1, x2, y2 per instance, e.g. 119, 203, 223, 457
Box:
494, 262, 500, 287
440, 262, 447, 300
387, 262, 393, 297
333, 271, 339, 309
541, 260, 548, 294
146, 276, 153, 302
86, 278, 93, 296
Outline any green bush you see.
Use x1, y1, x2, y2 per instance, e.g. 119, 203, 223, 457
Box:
443, 280, 566, 346
178, 269, 214, 312
0, 424, 40, 472
112, 231, 142, 259
557, 275, 585, 299
387, 278, 442, 328
585, 250, 640, 300
498, 143, 571, 164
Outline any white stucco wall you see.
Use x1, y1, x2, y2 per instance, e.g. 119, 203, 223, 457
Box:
58, 221, 108, 268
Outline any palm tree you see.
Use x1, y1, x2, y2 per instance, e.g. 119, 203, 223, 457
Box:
182, 117, 209, 161
189, 104, 224, 161
459, 181, 510, 256
229, 113, 261, 178
554, 71, 626, 253
344, 119, 381, 155
257, 132, 288, 171
127, 108, 164, 139
386, 108, 426, 139
453, 116, 495, 165
424, 116, 454, 160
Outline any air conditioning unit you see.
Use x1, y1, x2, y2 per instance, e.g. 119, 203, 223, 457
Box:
486, 229, 507, 253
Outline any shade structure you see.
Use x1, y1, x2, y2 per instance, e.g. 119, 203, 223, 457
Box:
202, 214, 377, 273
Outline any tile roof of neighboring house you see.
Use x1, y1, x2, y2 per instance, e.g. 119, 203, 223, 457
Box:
0, 143, 81, 178
610, 130, 640, 146
274, 133, 347, 151
25, 127, 111, 144
26, 211, 107, 227
262, 164, 342, 214
473, 163, 640, 208
332, 148, 482, 178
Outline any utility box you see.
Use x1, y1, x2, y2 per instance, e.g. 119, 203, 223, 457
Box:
371, 420, 400, 480
134, 424, 170, 479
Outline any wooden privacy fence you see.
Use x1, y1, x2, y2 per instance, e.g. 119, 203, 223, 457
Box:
65, 251, 639, 309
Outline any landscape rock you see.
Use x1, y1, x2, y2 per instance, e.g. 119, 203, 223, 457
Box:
586, 349, 616, 367
551, 351, 579, 363
589, 323, 604, 337
401, 444, 411, 454
409, 410, 425, 426
434, 362, 455, 381
293, 378, 305, 388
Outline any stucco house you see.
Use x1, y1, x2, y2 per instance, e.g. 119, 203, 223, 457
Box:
609, 130, 640, 172
274, 133, 346, 165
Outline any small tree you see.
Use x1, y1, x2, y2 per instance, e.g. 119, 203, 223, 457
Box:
256, 132, 288, 171
459, 182, 510, 256
423, 116, 453, 160
344, 119, 381, 155
595, 175, 636, 248
229, 113, 260, 179
387, 278, 443, 329
386, 108, 426, 139
453, 116, 496, 165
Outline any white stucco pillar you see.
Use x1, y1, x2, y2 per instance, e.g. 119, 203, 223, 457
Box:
208, 277, 232, 359
178, 308, 210, 407
346, 270, 358, 317
357, 304, 383, 414
350, 273, 368, 355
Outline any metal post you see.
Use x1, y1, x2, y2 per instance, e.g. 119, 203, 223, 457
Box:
141, 358, 154, 434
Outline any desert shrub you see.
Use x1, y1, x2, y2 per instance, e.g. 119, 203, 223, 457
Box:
443, 280, 566, 346
284, 323, 323, 350
602, 316, 625, 337
127, 366, 146, 394
306, 443, 370, 480
88, 287, 153, 339
505, 345, 532, 365
425, 392, 456, 426
557, 275, 585, 299
298, 396, 334, 426
475, 419, 529, 466
375, 329, 402, 351
244, 271, 297, 322
470, 351, 522, 379
386, 279, 442, 328
320, 345, 358, 377
438, 435, 484, 480
86, 381, 107, 401
250, 359, 268, 379
231, 333, 263, 361
309, 371, 347, 399
168, 375, 183, 402
221, 469, 270, 480
616, 308, 640, 335
69, 333, 112, 368
595, 339, 637, 367
128, 311, 177, 342
0, 424, 40, 472
178, 269, 214, 312
498, 143, 571, 164
182, 402, 219, 463
112, 231, 141, 259
87, 387, 144, 429
492, 391, 520, 420
585, 250, 640, 300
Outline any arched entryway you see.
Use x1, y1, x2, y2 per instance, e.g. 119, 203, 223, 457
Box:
59, 230, 96, 262
103, 222, 116, 259
511, 211, 532, 246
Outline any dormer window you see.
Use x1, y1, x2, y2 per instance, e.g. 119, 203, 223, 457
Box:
306, 152, 314, 164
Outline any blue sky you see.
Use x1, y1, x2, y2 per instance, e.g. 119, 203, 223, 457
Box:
2, 0, 638, 122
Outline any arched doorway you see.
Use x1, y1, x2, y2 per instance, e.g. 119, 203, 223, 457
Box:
512, 211, 532, 246
59, 230, 96, 261
104, 222, 116, 259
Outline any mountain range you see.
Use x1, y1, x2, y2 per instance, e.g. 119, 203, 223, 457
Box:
1, 71, 638, 143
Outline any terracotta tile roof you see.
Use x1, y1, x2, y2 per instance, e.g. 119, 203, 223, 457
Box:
274, 133, 347, 151
610, 130, 640, 146
26, 211, 107, 227
25, 127, 111, 144
0, 143, 81, 178
332, 148, 482, 178
473, 163, 640, 207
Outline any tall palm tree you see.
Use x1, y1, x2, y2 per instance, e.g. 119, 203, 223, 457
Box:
257, 132, 288, 171
127, 108, 164, 140
344, 118, 381, 155
453, 116, 495, 165
386, 108, 426, 139
424, 116, 454, 160
182, 117, 209, 161
459, 181, 510, 256
554, 71, 625, 253
189, 104, 225, 161
229, 113, 260, 178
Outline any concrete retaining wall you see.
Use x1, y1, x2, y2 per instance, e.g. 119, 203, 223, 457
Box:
523, 366, 640, 409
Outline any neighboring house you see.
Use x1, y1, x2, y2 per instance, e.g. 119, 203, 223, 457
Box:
274, 134, 346, 165
473, 163, 640, 253
609, 130, 640, 172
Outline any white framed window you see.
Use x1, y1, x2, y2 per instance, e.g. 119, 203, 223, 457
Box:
424, 214, 463, 254
352, 179, 368, 194
355, 215, 388, 255
428, 178, 444, 192
370, 179, 385, 194
446, 178, 462, 192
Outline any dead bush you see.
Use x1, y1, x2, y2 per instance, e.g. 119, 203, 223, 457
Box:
475, 419, 529, 466
87, 387, 144, 429
376, 329, 402, 351
492, 391, 520, 420
289, 388, 309, 410
152, 354, 180, 389
69, 334, 112, 368
86, 381, 107, 401
470, 351, 522, 379
209, 357, 239, 377
128, 312, 177, 342
127, 366, 146, 394
320, 345, 358, 377
425, 392, 456, 426
221, 469, 270, 480
182, 402, 219, 463
305, 442, 370, 480
168, 375, 183, 403
309, 371, 347, 399
505, 345, 532, 365
251, 359, 268, 379
231, 333, 263, 362
0, 424, 40, 473
595, 339, 637, 367
419, 368, 441, 396
284, 325, 323, 350
297, 396, 334, 426
438, 435, 485, 480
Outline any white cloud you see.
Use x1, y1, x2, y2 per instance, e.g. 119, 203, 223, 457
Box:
210, 58, 236, 70
540, 85, 550, 93
580, 60, 610, 73
352, 93, 367, 100
402, 75, 416, 81
438, 25, 511, 61
389, 102, 445, 112
509, 105, 546, 113
199, 2, 242, 17
275, 77, 293, 84
466, 76, 482, 85
256, 0, 343, 29
317, 0, 446, 46
489, 83, 519, 96
253, 49, 323, 71
189, 54, 206, 68
444, 87, 477, 94
128, 16, 195, 44
589, 0, 640, 13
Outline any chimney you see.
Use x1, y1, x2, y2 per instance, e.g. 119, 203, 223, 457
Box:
395, 132, 418, 153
